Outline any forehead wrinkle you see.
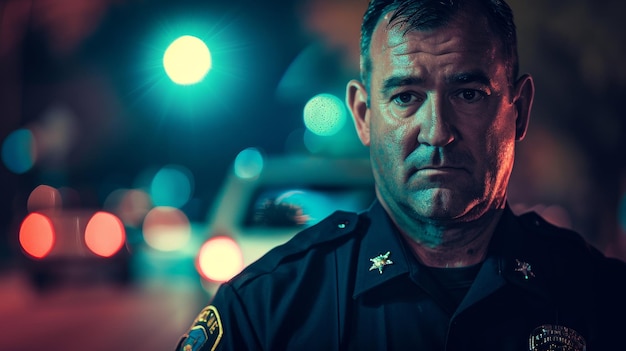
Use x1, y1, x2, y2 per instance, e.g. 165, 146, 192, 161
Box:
383, 10, 500, 61
370, 9, 508, 98
386, 31, 500, 85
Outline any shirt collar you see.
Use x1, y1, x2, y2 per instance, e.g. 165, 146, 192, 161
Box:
485, 206, 553, 300
455, 206, 553, 316
352, 201, 553, 304
353, 200, 411, 299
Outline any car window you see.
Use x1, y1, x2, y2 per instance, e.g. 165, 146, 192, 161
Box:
244, 185, 375, 229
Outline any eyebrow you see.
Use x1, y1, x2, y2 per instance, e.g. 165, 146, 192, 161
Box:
380, 76, 425, 96
445, 71, 491, 86
379, 70, 492, 96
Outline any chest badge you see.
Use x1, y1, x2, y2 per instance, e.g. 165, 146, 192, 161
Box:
369, 251, 393, 274
529, 324, 586, 351
515, 259, 536, 280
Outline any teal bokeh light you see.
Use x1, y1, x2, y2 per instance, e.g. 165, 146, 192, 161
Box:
234, 147, 264, 179
303, 93, 347, 136
136, 12, 249, 122
150, 164, 194, 208
1, 128, 35, 174
163, 35, 212, 85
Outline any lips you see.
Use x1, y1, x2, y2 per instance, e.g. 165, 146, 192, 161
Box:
417, 165, 467, 172
406, 164, 470, 183
404, 148, 473, 180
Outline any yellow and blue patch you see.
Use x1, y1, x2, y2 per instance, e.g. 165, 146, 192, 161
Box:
179, 305, 223, 351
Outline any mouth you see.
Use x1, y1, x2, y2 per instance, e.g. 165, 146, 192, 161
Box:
419, 165, 465, 172
418, 167, 464, 175
404, 148, 473, 182
413, 164, 467, 172
407, 165, 468, 182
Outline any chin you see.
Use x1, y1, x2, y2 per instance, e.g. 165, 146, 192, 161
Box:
410, 189, 479, 223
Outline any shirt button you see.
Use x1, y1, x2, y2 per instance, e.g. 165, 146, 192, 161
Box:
337, 221, 349, 229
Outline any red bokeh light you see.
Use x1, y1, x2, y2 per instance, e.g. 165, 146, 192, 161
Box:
19, 213, 55, 259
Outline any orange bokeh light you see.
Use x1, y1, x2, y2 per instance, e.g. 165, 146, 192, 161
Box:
142, 206, 190, 251
84, 211, 126, 257
196, 236, 243, 283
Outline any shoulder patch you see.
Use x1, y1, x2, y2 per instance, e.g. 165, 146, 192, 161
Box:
179, 305, 223, 351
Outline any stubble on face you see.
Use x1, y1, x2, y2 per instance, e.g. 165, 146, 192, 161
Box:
366, 11, 518, 229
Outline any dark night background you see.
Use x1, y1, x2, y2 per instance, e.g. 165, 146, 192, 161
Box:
1, 0, 625, 275
1, 1, 625, 349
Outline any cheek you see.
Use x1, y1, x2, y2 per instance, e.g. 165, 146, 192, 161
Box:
483, 120, 517, 173
478, 103, 516, 147
371, 115, 416, 159
369, 123, 410, 183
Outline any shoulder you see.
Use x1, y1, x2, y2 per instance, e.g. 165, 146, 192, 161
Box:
515, 211, 590, 249
514, 210, 626, 274
228, 210, 365, 290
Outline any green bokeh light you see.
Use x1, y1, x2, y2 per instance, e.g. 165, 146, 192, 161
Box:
303, 93, 347, 136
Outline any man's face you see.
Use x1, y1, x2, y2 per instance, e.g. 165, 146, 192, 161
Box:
349, 11, 533, 225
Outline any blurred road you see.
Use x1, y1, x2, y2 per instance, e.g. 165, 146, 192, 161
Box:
0, 268, 206, 351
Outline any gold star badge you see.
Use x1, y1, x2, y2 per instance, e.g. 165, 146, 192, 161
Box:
515, 259, 535, 280
369, 251, 393, 274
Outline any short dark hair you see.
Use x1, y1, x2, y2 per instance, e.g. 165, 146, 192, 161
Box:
360, 0, 519, 90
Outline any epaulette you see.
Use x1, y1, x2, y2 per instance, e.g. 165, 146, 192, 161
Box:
514, 209, 626, 306
516, 210, 600, 257
230, 210, 362, 287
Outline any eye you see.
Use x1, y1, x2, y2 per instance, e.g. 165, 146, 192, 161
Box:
455, 89, 486, 103
391, 92, 423, 106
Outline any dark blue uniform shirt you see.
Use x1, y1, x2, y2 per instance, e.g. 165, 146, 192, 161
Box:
177, 201, 626, 350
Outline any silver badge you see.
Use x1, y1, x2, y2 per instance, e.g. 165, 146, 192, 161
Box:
515, 259, 536, 280
369, 251, 393, 274
529, 324, 586, 351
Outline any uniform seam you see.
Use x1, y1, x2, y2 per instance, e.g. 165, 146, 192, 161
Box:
226, 282, 265, 350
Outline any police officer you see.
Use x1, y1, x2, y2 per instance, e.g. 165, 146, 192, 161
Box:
177, 0, 626, 349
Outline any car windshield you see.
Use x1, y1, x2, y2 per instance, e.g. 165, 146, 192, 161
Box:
244, 185, 375, 228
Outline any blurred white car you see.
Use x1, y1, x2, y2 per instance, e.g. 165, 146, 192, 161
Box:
196, 156, 375, 288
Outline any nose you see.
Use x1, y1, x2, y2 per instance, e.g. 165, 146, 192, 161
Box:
415, 94, 455, 146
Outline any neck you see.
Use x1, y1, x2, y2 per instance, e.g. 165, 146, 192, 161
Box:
388, 204, 504, 268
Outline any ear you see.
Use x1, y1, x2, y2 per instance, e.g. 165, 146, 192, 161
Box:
512, 74, 535, 141
346, 79, 371, 146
